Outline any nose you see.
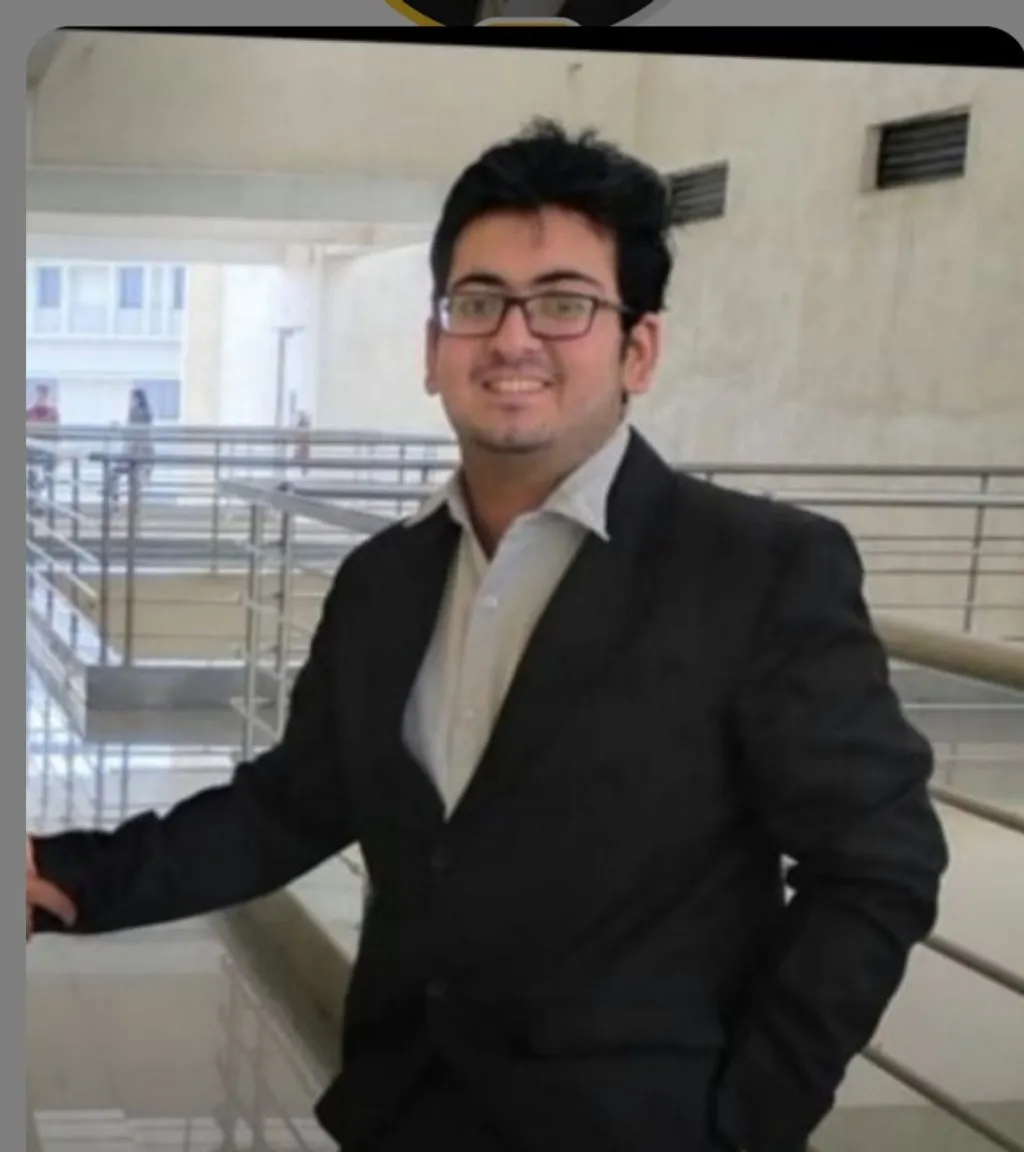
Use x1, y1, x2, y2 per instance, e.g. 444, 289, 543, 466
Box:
489, 299, 542, 352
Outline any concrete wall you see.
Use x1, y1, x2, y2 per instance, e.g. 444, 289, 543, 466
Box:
32, 33, 642, 178
181, 265, 223, 424
629, 58, 1024, 470
216, 267, 288, 427
317, 244, 448, 434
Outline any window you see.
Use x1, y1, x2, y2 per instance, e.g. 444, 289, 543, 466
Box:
874, 110, 970, 190
68, 265, 110, 335
118, 266, 145, 309
665, 163, 729, 226
135, 378, 181, 421
172, 266, 187, 311
35, 266, 62, 309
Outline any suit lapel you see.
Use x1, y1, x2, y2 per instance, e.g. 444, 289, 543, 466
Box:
449, 431, 678, 828
366, 509, 460, 823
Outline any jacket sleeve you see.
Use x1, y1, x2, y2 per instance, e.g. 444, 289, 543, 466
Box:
714, 514, 949, 1152
31, 561, 358, 937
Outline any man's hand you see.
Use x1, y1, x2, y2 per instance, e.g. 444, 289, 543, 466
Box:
26, 837, 76, 939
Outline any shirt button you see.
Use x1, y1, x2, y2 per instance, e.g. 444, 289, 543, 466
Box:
481, 594, 499, 610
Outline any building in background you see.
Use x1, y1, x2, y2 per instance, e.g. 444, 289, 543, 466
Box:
25, 260, 187, 425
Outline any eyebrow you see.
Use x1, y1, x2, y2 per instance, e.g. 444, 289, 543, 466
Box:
447, 268, 607, 293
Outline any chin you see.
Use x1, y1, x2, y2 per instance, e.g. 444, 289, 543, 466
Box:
467, 426, 553, 454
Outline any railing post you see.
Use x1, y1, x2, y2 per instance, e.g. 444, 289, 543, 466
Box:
273, 505, 296, 736
98, 459, 113, 666
211, 438, 222, 575
215, 955, 245, 1148
962, 471, 990, 635
25, 454, 36, 603
69, 458, 81, 654
123, 463, 140, 666
241, 502, 266, 762
44, 457, 57, 629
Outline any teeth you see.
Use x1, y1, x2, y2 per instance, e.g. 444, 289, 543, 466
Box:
486, 378, 546, 394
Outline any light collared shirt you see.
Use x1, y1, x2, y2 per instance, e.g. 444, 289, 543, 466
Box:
402, 421, 632, 815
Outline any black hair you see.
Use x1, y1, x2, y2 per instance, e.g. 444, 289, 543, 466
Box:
429, 118, 673, 329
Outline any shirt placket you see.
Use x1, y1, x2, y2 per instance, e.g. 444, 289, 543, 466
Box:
445, 538, 512, 808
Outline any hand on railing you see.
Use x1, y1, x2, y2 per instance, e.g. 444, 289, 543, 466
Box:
25, 837, 76, 940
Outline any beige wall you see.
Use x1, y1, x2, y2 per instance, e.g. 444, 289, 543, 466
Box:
629, 58, 1024, 469
34, 33, 642, 177
180, 265, 224, 424
317, 244, 446, 434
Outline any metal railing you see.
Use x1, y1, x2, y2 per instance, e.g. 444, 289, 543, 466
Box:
25, 428, 456, 669
224, 474, 1023, 1152
24, 427, 1024, 677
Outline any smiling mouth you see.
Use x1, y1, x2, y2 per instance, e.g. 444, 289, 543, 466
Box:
481, 378, 550, 396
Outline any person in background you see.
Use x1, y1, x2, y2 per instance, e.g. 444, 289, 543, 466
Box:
26, 383, 60, 510
293, 410, 312, 476
107, 387, 155, 507
26, 382, 60, 426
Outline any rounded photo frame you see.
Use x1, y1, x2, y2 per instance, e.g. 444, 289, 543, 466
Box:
383, 0, 669, 26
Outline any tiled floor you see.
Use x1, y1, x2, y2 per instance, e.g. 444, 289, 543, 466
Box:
26, 669, 346, 1151
27, 921, 338, 1151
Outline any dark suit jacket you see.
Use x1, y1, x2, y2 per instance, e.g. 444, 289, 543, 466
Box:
33, 431, 948, 1152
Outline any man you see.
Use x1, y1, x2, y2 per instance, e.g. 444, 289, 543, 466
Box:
28, 120, 948, 1152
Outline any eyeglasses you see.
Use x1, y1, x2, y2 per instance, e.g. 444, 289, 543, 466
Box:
436, 290, 629, 340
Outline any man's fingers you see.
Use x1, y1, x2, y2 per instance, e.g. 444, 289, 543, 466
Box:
27, 876, 77, 927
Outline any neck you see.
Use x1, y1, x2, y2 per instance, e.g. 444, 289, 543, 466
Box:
459, 421, 623, 555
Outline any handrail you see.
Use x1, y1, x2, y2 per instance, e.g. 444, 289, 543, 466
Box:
84, 449, 452, 470
27, 426, 1024, 475
218, 479, 394, 534
859, 1047, 1023, 1152
217, 475, 1024, 516
693, 462, 1024, 479
876, 615, 1024, 693
26, 437, 94, 462
929, 784, 1024, 835
769, 492, 1024, 510
27, 422, 456, 446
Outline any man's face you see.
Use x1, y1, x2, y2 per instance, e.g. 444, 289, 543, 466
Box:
425, 206, 660, 460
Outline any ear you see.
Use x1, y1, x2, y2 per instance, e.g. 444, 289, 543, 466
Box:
621, 313, 661, 400
424, 317, 440, 395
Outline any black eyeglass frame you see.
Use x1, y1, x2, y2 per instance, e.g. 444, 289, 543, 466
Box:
434, 290, 634, 340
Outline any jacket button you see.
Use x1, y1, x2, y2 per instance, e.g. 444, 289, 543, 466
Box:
431, 847, 452, 872
426, 978, 448, 1001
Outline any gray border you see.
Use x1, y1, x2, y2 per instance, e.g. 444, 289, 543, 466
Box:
14, 4, 1022, 1145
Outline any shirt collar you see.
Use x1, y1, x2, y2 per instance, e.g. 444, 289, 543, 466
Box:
406, 420, 631, 542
